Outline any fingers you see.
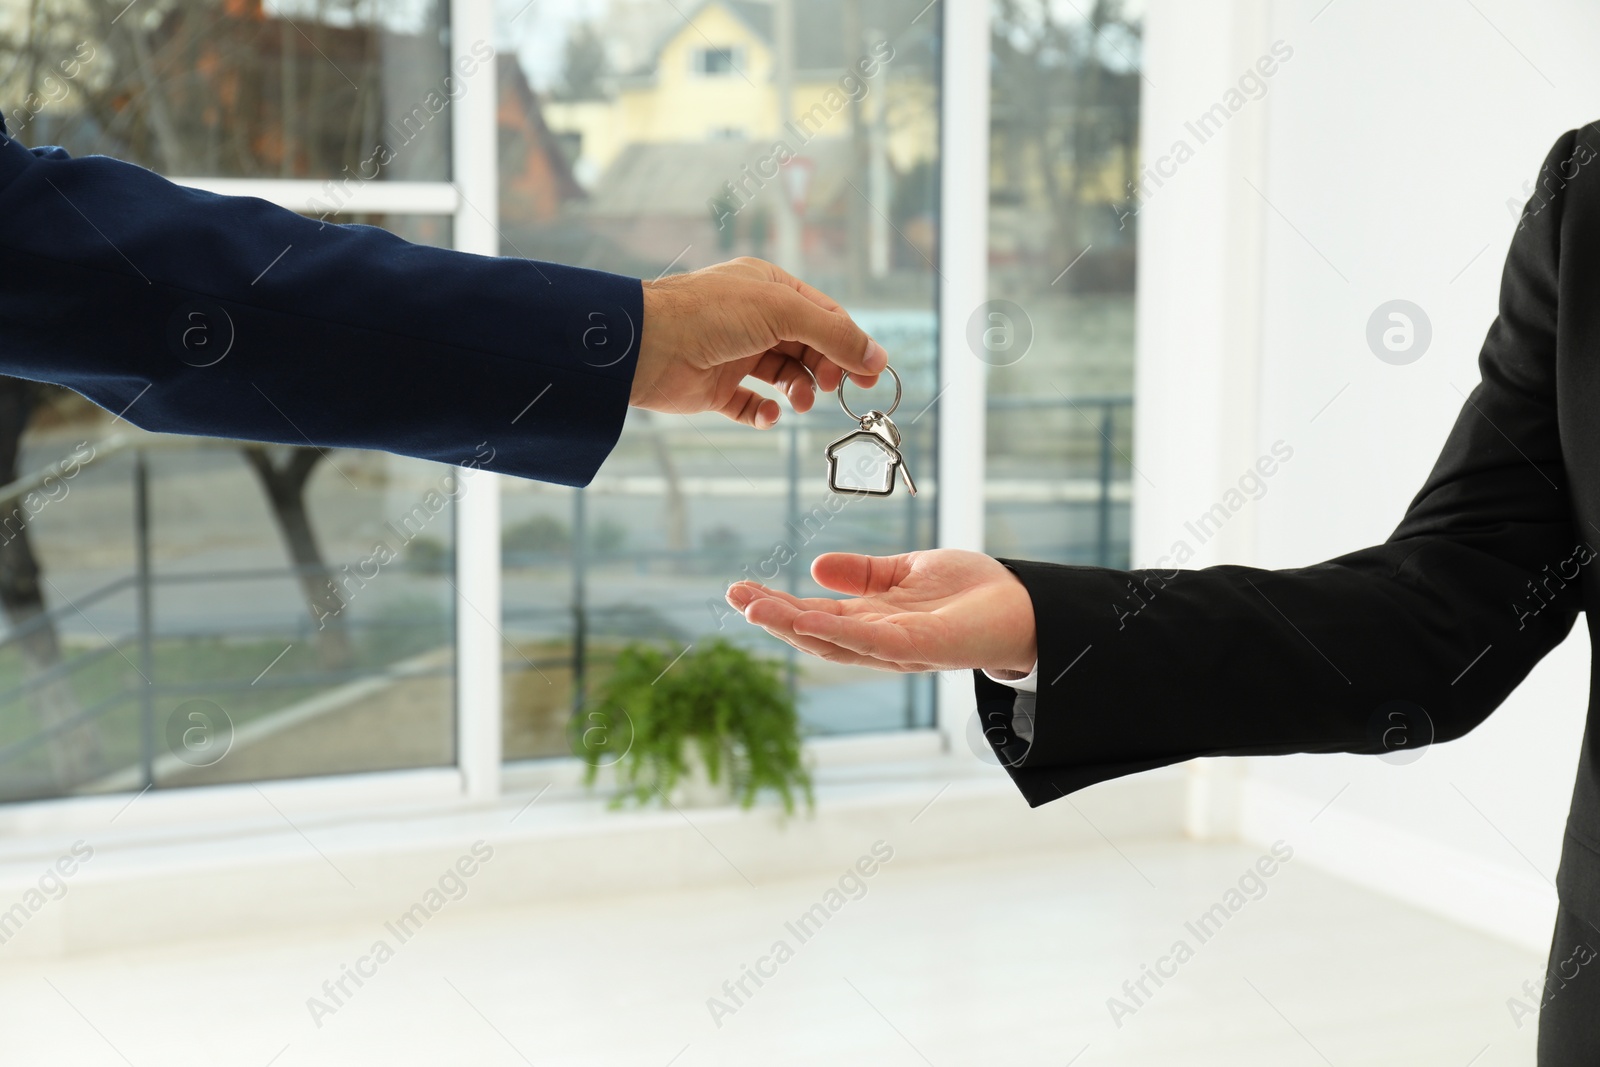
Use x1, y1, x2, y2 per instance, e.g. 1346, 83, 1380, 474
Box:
740, 594, 866, 659
748, 351, 818, 412
727, 581, 843, 615
738, 345, 878, 421
790, 610, 928, 664
726, 582, 765, 612
743, 595, 834, 629
808, 354, 843, 393
792, 348, 877, 394
770, 627, 902, 670
735, 593, 913, 671
766, 286, 888, 382
811, 552, 910, 596
717, 387, 781, 428
760, 342, 846, 392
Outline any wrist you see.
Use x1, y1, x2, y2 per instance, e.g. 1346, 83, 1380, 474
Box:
632, 281, 660, 406
993, 570, 1038, 675
994, 651, 1039, 677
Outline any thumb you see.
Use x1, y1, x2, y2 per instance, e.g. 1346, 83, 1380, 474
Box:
812, 552, 907, 596
766, 287, 889, 380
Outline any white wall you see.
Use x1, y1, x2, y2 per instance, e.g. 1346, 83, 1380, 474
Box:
1136, 0, 1600, 950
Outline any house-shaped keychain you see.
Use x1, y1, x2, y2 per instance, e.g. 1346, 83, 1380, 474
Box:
825, 364, 917, 498
826, 422, 907, 496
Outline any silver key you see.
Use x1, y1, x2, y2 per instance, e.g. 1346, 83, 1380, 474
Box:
825, 365, 917, 497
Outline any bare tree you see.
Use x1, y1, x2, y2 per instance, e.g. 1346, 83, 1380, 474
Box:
240, 446, 354, 669
991, 0, 1140, 273
556, 22, 608, 101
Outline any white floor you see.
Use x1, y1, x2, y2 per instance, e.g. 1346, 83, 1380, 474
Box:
0, 839, 1546, 1066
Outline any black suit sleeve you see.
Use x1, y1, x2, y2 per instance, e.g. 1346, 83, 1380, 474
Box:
979, 126, 1598, 807
0, 112, 641, 486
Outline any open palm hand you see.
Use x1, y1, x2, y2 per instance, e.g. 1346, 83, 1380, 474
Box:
727, 550, 1037, 675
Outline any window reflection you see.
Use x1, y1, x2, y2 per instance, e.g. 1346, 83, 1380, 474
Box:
0, 0, 455, 180
496, 0, 942, 757
987, 0, 1140, 566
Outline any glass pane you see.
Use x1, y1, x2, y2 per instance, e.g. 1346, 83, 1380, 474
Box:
986, 0, 1140, 565
0, 0, 455, 180
0, 216, 456, 802
495, 0, 942, 758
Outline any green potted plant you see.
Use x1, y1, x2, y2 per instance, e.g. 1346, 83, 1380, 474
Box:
576, 639, 812, 814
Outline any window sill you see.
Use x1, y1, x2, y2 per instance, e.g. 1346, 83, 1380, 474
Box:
0, 747, 1184, 960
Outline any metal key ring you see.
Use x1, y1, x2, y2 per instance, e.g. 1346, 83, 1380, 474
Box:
837, 364, 902, 422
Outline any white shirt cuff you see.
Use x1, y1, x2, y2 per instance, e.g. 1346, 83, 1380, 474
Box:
982, 662, 1038, 693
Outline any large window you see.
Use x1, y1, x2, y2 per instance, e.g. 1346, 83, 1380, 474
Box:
496, 0, 943, 757
0, 0, 973, 805
986, 0, 1139, 566
0, 2, 462, 801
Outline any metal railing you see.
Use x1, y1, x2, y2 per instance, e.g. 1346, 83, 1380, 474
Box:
986, 393, 1134, 567
0, 394, 1134, 796
0, 435, 464, 796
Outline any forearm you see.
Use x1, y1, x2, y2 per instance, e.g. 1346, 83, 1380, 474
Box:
997, 126, 1589, 795
1008, 533, 1579, 767
0, 134, 641, 484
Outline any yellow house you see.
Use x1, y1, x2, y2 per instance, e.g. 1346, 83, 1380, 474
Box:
544, 0, 933, 184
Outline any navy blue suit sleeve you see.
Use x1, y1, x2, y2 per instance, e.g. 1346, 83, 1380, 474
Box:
0, 117, 642, 486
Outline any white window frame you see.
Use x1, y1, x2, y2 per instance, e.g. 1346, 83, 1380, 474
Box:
936, 0, 989, 752
5, 0, 991, 832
